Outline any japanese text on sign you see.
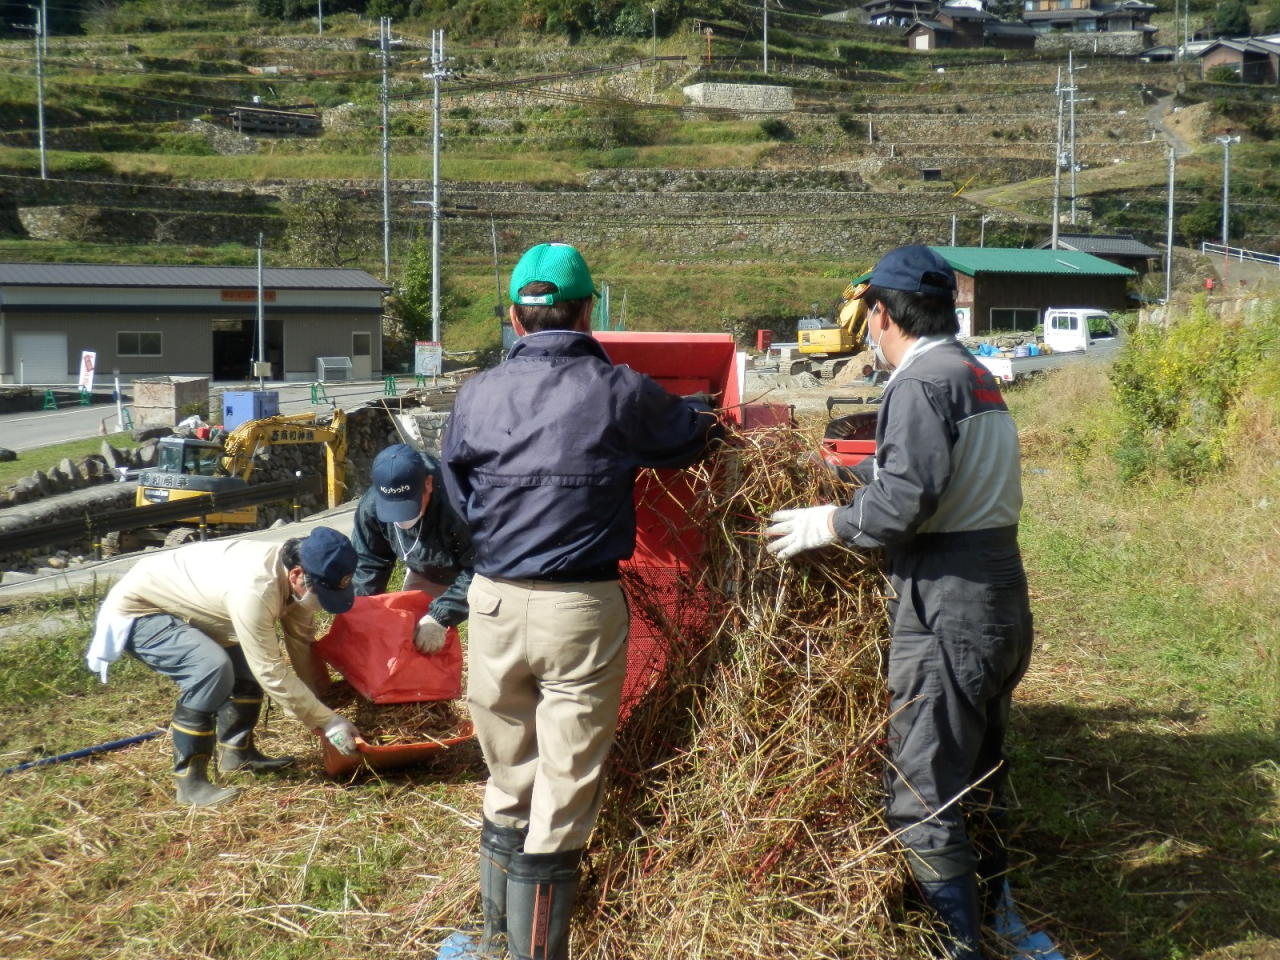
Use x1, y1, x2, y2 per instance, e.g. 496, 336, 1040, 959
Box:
269, 429, 316, 443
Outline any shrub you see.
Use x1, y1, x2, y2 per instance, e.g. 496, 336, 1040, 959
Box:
1206, 64, 1241, 84
758, 118, 793, 141
61, 154, 114, 174
1109, 301, 1278, 482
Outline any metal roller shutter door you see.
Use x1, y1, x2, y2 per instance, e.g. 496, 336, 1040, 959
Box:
13, 332, 69, 384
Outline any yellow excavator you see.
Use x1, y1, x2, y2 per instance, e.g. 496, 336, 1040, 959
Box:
794, 275, 872, 380
116, 410, 348, 551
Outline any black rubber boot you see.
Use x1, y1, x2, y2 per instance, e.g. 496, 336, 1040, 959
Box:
506, 848, 582, 960
971, 797, 1011, 925
172, 704, 240, 807
479, 819, 527, 956
217, 689, 294, 773
918, 875, 984, 960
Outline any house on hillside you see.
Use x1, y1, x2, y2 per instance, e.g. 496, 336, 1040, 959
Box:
929, 246, 1134, 334
1033, 233, 1162, 275
862, 0, 935, 27
906, 5, 1036, 50
1197, 37, 1280, 84
1021, 0, 1157, 43
0, 263, 388, 385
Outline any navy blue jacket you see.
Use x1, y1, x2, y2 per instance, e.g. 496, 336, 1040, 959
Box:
441, 330, 721, 581
351, 450, 475, 628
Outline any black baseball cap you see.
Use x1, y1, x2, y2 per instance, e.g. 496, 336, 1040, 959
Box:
371, 444, 428, 524
298, 527, 357, 614
857, 245, 957, 299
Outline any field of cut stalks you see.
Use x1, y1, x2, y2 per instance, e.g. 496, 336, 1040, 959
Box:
3, 303, 1279, 959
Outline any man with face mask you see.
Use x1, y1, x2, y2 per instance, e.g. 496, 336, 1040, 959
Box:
766, 246, 1061, 960
86, 527, 362, 806
350, 444, 474, 654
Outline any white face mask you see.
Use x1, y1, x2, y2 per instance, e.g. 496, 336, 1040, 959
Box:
295, 589, 323, 614
394, 507, 424, 530
868, 305, 893, 371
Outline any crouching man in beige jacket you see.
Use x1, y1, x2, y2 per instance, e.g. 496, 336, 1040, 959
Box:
87, 528, 361, 806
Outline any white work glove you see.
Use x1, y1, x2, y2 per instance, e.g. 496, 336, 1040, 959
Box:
765, 505, 840, 561
413, 614, 448, 654
323, 715, 361, 756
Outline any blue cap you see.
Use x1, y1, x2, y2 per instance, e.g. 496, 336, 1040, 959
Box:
371, 444, 428, 525
865, 245, 957, 298
298, 527, 357, 614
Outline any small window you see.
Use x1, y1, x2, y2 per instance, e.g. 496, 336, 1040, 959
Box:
990, 308, 1040, 332
352, 331, 372, 357
1052, 313, 1079, 331
118, 331, 163, 356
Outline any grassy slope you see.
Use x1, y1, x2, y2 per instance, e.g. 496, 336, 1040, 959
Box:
1005, 362, 1280, 960
0, 433, 132, 487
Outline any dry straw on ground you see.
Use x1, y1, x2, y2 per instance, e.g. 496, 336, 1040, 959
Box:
580, 426, 931, 960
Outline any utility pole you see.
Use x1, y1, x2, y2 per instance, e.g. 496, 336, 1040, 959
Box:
427, 30, 449, 345
40, 0, 46, 54
380, 17, 392, 282
490, 214, 502, 321
256, 233, 266, 391
651, 7, 657, 59
1068, 52, 1078, 225
762, 0, 768, 75
1165, 143, 1175, 304
1051, 67, 1063, 250
950, 214, 956, 246
16, 8, 47, 179
1216, 133, 1239, 282
317, 0, 323, 35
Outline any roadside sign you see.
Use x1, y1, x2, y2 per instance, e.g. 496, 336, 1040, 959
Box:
78, 351, 97, 392
415, 341, 442, 377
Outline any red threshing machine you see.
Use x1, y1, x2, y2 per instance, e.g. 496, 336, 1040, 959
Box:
314, 332, 816, 773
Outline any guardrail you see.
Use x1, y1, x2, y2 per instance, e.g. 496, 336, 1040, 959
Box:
0, 475, 323, 555
1201, 242, 1280, 269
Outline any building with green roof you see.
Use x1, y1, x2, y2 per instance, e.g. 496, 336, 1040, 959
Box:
928, 246, 1134, 335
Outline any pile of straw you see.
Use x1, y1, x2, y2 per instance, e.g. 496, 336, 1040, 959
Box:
582, 426, 931, 959
325, 686, 467, 746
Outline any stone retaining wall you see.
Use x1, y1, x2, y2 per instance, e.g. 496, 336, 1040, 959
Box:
682, 82, 795, 112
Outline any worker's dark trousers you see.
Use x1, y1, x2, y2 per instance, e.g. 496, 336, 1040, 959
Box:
126, 613, 260, 714
881, 527, 1033, 885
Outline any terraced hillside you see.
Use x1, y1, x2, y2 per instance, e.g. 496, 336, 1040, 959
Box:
0, 1, 1274, 347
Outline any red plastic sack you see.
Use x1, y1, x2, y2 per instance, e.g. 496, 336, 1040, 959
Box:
314, 591, 462, 704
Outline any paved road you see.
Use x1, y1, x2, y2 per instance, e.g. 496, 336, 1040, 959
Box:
1146, 96, 1195, 159
0, 379, 406, 452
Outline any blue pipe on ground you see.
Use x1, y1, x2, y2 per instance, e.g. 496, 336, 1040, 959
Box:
2, 728, 165, 776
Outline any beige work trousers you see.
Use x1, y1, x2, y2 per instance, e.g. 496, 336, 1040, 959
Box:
466, 574, 629, 854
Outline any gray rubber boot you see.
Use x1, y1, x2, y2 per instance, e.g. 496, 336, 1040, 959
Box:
172, 705, 240, 807
217, 691, 294, 773
506, 848, 582, 960
480, 819, 527, 956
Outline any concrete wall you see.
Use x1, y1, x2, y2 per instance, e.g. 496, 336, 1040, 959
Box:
1035, 32, 1150, 56
682, 83, 795, 112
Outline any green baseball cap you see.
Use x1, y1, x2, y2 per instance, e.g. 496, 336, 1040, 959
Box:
509, 243, 599, 305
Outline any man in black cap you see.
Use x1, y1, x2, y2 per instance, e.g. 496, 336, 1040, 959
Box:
87, 527, 364, 806
350, 443, 473, 652
766, 245, 1061, 960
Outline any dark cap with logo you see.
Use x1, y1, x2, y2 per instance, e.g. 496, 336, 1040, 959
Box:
298, 526, 357, 614
371, 444, 429, 525
859, 245, 958, 299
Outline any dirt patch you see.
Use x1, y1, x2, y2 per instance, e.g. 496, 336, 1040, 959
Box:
1164, 102, 1218, 148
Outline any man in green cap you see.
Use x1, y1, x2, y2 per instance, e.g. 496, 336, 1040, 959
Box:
439, 242, 722, 960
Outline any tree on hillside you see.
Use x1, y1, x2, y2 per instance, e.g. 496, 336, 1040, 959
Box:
1178, 199, 1245, 245
1261, 3, 1280, 34
283, 185, 372, 267
1213, 0, 1253, 37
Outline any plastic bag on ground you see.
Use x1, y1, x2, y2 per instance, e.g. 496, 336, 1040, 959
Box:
314, 590, 463, 703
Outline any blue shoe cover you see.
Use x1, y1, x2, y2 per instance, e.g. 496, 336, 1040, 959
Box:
436, 930, 483, 959
991, 881, 1066, 960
